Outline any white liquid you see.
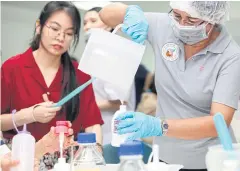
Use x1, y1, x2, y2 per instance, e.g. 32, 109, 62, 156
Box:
120, 100, 124, 105
59, 132, 64, 158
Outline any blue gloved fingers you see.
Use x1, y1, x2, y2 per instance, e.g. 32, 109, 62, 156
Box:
116, 118, 135, 129
115, 112, 134, 121
121, 24, 129, 33
131, 31, 142, 39
125, 23, 143, 37
117, 124, 138, 135
126, 26, 136, 37
136, 34, 147, 44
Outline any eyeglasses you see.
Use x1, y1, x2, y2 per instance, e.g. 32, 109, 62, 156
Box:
168, 9, 205, 27
45, 24, 74, 42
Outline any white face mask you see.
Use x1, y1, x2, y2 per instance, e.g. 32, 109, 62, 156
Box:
170, 16, 211, 45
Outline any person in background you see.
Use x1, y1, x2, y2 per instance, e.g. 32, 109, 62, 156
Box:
0, 122, 75, 171
1, 2, 103, 169
100, 1, 240, 170
134, 64, 154, 109
83, 7, 136, 145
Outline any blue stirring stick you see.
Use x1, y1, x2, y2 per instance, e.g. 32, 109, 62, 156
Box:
213, 113, 233, 151
52, 77, 95, 107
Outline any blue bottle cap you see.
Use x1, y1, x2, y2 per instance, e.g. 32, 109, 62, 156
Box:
119, 140, 143, 156
77, 133, 96, 143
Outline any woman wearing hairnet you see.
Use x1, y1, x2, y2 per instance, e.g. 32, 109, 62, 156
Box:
99, 1, 240, 170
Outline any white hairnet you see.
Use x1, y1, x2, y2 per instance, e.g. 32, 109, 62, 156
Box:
170, 1, 230, 24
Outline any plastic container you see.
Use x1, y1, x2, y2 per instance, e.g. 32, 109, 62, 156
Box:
54, 157, 70, 171
206, 143, 240, 171
55, 121, 69, 158
72, 133, 105, 171
0, 138, 11, 157
11, 124, 36, 171
117, 140, 146, 171
111, 105, 132, 147
79, 24, 146, 101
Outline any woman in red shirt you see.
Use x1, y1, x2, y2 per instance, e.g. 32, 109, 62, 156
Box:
1, 1, 103, 169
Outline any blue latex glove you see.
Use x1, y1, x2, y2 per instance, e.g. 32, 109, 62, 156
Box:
122, 5, 149, 44
115, 112, 162, 141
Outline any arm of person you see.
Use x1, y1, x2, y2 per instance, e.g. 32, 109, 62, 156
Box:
143, 72, 154, 92
166, 103, 235, 140
96, 100, 122, 112
99, 3, 128, 28
96, 81, 127, 112
1, 108, 35, 131
164, 55, 240, 140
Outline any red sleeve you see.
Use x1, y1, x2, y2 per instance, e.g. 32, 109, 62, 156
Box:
1, 61, 13, 114
72, 62, 104, 129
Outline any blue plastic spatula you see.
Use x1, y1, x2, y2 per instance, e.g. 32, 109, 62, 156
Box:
52, 77, 95, 107
213, 113, 233, 151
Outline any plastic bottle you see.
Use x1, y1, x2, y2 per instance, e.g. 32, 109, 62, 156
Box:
118, 141, 147, 171
11, 124, 36, 171
55, 121, 69, 158
0, 138, 11, 157
111, 104, 131, 147
54, 157, 70, 171
72, 133, 105, 171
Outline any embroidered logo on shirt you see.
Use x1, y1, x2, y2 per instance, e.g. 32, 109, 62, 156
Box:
162, 43, 179, 61
200, 66, 204, 71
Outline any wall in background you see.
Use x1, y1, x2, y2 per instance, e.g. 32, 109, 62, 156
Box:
1, 1, 240, 72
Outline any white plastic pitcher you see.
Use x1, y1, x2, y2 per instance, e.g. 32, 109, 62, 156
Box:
79, 24, 146, 100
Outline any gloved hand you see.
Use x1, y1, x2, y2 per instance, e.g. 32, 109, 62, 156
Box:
115, 112, 162, 141
122, 5, 149, 44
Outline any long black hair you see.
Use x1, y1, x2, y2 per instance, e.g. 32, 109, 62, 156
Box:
30, 1, 81, 122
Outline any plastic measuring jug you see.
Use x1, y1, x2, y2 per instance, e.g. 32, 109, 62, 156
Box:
79, 24, 146, 100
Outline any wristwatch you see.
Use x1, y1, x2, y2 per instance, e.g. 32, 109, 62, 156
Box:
161, 120, 169, 136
